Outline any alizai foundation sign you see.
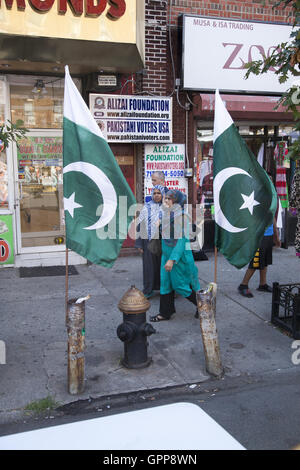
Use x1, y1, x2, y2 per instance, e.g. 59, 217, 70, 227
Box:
144, 144, 188, 201
89, 94, 172, 143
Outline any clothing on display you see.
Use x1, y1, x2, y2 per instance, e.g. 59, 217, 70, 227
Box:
257, 143, 264, 167
276, 166, 289, 209
289, 170, 300, 256
197, 158, 213, 218
274, 141, 289, 167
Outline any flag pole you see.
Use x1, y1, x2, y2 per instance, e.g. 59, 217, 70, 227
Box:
65, 247, 69, 323
214, 245, 217, 284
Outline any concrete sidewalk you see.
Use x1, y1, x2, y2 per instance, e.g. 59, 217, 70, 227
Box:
0, 246, 299, 424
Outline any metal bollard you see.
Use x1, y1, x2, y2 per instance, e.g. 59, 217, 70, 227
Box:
117, 286, 156, 369
197, 283, 223, 378
66, 296, 89, 395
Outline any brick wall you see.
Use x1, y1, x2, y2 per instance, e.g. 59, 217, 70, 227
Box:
144, 0, 168, 96
142, 0, 294, 206
168, 1, 293, 24
143, 0, 293, 144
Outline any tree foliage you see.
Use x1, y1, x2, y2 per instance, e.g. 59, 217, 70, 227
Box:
245, 0, 300, 159
0, 119, 28, 151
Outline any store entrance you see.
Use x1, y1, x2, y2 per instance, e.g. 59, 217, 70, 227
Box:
8, 74, 71, 256
14, 130, 65, 251
196, 121, 296, 251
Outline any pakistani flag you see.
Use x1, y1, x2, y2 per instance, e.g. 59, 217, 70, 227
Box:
63, 66, 136, 267
213, 89, 277, 269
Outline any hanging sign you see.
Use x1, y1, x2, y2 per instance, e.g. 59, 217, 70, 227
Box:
182, 15, 293, 93
89, 94, 172, 143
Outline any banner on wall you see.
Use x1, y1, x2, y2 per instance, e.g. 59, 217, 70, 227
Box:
144, 144, 188, 201
89, 94, 172, 143
0, 215, 14, 265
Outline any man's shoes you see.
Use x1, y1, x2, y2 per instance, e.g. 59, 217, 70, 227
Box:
257, 284, 273, 293
238, 285, 253, 298
144, 291, 155, 299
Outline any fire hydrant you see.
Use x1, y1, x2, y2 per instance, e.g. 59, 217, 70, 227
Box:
117, 285, 156, 369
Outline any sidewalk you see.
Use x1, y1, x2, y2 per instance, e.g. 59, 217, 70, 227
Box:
0, 246, 299, 424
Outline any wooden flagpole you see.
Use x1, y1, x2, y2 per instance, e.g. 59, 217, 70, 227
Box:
65, 247, 69, 324
214, 245, 217, 284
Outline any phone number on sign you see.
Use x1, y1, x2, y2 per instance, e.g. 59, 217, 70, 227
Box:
146, 170, 185, 178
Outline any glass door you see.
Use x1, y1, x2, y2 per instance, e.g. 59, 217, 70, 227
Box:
8, 74, 66, 252
14, 131, 64, 250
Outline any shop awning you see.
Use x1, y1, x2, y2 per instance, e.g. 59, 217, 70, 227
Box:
0, 35, 144, 75
200, 93, 292, 116
0, 1, 144, 75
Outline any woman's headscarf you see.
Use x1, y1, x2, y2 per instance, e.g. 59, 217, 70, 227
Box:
160, 190, 188, 246
164, 189, 187, 208
137, 185, 164, 240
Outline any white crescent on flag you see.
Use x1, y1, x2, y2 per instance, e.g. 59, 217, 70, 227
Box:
214, 167, 250, 233
63, 161, 117, 231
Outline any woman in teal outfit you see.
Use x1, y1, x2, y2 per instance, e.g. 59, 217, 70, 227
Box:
150, 190, 200, 322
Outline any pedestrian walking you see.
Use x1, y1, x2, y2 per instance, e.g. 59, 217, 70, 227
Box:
238, 217, 281, 298
150, 189, 200, 322
135, 185, 164, 298
238, 174, 281, 298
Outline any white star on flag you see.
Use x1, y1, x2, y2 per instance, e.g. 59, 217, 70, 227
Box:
64, 192, 83, 218
239, 191, 260, 215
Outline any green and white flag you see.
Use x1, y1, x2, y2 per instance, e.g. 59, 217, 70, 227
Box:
213, 89, 277, 269
63, 66, 136, 267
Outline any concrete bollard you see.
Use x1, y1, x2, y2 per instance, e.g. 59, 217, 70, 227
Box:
66, 296, 89, 395
197, 283, 223, 378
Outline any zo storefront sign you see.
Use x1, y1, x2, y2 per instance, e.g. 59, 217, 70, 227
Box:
89, 94, 172, 143
144, 144, 188, 201
182, 15, 293, 94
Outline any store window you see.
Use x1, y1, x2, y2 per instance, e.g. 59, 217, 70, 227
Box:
16, 134, 64, 248
0, 79, 8, 209
10, 77, 64, 129
197, 127, 214, 221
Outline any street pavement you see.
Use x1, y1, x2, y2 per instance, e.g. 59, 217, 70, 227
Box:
0, 246, 299, 436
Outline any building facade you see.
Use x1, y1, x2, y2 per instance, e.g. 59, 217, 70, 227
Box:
0, 0, 296, 268
0, 0, 145, 267
143, 0, 295, 250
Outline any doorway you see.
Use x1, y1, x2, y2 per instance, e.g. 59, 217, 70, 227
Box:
13, 130, 65, 252
8, 74, 66, 255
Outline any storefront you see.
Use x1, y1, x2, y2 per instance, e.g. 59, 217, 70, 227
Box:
0, 0, 145, 267
196, 110, 296, 250
180, 14, 297, 250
